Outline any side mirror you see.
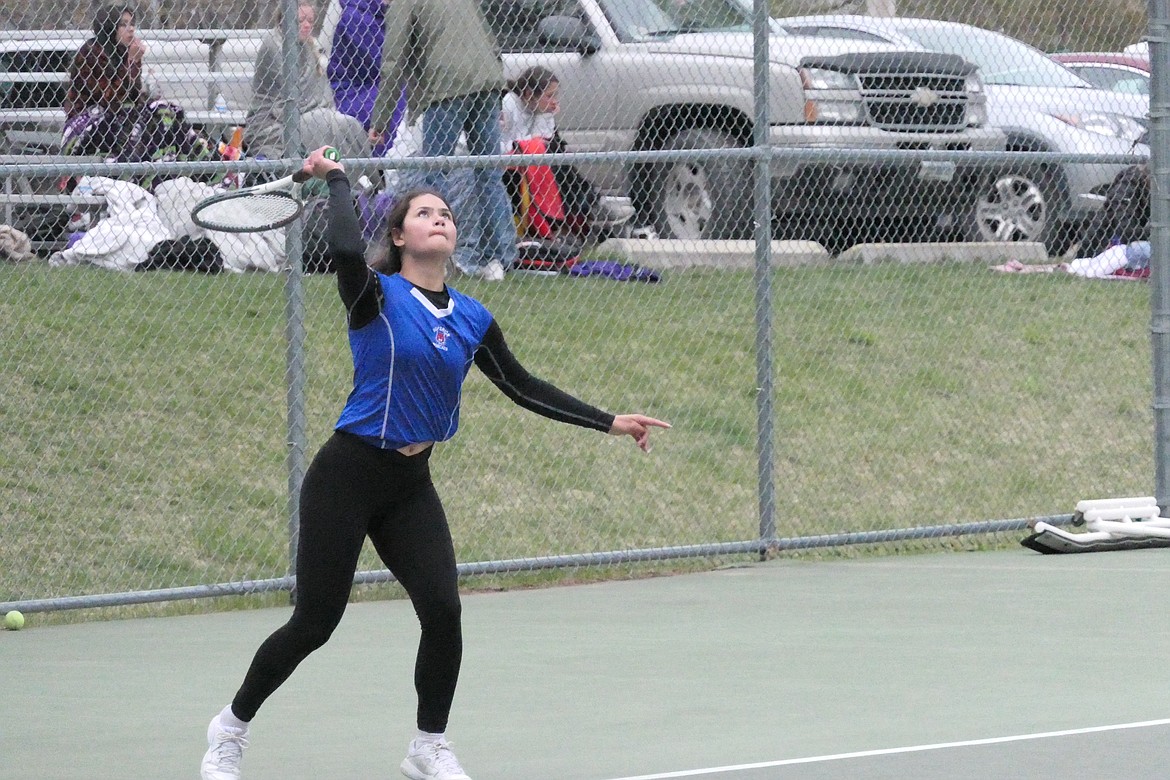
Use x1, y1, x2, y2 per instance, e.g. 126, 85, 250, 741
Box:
537, 15, 600, 55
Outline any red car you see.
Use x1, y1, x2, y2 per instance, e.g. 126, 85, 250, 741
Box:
1050, 52, 1150, 95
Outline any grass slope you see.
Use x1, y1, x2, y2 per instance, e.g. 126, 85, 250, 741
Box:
0, 262, 1153, 607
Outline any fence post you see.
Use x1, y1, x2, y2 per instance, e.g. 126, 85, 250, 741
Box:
281, 0, 307, 601
752, 0, 775, 547
1150, 0, 1170, 512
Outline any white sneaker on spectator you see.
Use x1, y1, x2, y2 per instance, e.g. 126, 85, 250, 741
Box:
400, 736, 472, 780
480, 259, 506, 281
201, 714, 249, 780
456, 259, 505, 281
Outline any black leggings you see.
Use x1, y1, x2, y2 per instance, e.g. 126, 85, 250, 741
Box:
231, 431, 462, 732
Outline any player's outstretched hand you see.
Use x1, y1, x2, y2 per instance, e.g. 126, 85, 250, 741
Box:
609, 414, 671, 453
302, 146, 344, 180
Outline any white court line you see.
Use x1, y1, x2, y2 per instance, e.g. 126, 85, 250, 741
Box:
601, 718, 1170, 780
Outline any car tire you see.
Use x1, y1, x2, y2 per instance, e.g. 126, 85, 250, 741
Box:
648, 127, 751, 240
969, 165, 1067, 251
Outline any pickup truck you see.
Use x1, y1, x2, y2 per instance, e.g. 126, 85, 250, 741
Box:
467, 0, 1007, 244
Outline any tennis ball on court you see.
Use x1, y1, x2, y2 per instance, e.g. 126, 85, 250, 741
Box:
4, 610, 24, 630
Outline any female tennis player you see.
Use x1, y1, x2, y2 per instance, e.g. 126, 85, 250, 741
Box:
201, 146, 670, 780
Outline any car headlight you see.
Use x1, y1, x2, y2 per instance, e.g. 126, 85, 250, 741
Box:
1051, 112, 1147, 142
967, 101, 987, 127
800, 67, 858, 90
800, 67, 863, 123
962, 73, 987, 126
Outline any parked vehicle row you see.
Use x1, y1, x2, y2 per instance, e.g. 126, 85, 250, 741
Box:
776, 16, 1149, 253
0, 8, 1152, 254
462, 0, 1007, 249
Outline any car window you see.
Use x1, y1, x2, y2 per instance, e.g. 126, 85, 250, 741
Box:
0, 48, 73, 110
1111, 76, 1150, 95
481, 0, 586, 52
599, 0, 748, 40
1067, 65, 1149, 95
782, 25, 890, 43
892, 24, 1091, 88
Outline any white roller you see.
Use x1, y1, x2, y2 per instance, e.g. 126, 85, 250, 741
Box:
1084, 505, 1161, 523
1087, 520, 1170, 539
1031, 522, 1118, 544
1075, 496, 1158, 513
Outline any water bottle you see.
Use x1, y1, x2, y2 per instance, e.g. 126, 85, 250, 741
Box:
68, 178, 94, 235
214, 92, 228, 115
75, 178, 94, 216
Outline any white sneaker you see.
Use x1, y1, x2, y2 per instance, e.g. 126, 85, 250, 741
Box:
400, 737, 472, 780
481, 259, 506, 281
456, 259, 506, 282
201, 714, 249, 780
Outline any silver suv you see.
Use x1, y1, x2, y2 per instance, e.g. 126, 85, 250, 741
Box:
777, 16, 1149, 251
472, 0, 1004, 244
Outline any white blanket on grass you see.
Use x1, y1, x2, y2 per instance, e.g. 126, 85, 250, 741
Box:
48, 177, 287, 273
47, 177, 171, 271
153, 178, 287, 273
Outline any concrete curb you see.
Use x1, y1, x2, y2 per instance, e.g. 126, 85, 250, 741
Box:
595, 239, 831, 269
836, 241, 1050, 265
594, 238, 1052, 269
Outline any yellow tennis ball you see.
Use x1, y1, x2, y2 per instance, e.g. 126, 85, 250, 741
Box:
4, 610, 24, 630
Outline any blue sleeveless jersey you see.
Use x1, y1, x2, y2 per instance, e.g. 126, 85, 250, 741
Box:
335, 273, 494, 449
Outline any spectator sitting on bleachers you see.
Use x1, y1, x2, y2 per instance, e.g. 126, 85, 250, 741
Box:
243, 0, 370, 162
63, 3, 225, 190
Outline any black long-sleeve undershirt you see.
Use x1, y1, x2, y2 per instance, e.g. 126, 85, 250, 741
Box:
324, 170, 615, 434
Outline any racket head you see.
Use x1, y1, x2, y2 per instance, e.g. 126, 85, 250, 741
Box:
188, 148, 337, 233
191, 187, 304, 233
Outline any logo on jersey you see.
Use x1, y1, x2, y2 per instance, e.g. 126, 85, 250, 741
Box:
432, 325, 451, 351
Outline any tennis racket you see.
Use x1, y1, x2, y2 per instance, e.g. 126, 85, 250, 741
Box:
191, 147, 340, 233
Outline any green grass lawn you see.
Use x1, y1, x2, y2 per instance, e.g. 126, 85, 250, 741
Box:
0, 262, 1154, 612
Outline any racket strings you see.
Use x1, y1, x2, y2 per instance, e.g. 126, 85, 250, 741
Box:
193, 191, 301, 231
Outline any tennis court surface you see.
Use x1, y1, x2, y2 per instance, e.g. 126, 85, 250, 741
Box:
2, 549, 1167, 779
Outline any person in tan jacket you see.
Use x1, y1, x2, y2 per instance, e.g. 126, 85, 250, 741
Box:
369, 0, 518, 281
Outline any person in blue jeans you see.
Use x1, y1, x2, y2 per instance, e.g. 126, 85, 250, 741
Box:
369, 0, 517, 281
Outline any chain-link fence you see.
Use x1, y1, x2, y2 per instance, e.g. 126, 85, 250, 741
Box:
0, 0, 1161, 616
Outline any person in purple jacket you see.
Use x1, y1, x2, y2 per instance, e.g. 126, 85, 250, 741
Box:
326, 0, 406, 153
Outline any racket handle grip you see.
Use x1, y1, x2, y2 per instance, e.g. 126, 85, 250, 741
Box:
292, 147, 341, 183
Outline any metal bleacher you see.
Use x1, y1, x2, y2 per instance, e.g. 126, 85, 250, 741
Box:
0, 28, 256, 247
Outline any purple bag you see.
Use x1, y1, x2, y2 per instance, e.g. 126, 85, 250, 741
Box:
355, 190, 398, 242
567, 260, 661, 283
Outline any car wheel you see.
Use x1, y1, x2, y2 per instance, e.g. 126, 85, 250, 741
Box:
649, 127, 750, 240
971, 167, 1064, 248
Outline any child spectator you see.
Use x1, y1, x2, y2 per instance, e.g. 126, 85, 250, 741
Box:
502, 66, 604, 245
500, 66, 559, 152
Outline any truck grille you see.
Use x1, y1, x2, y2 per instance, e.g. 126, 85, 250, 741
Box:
858, 73, 969, 133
